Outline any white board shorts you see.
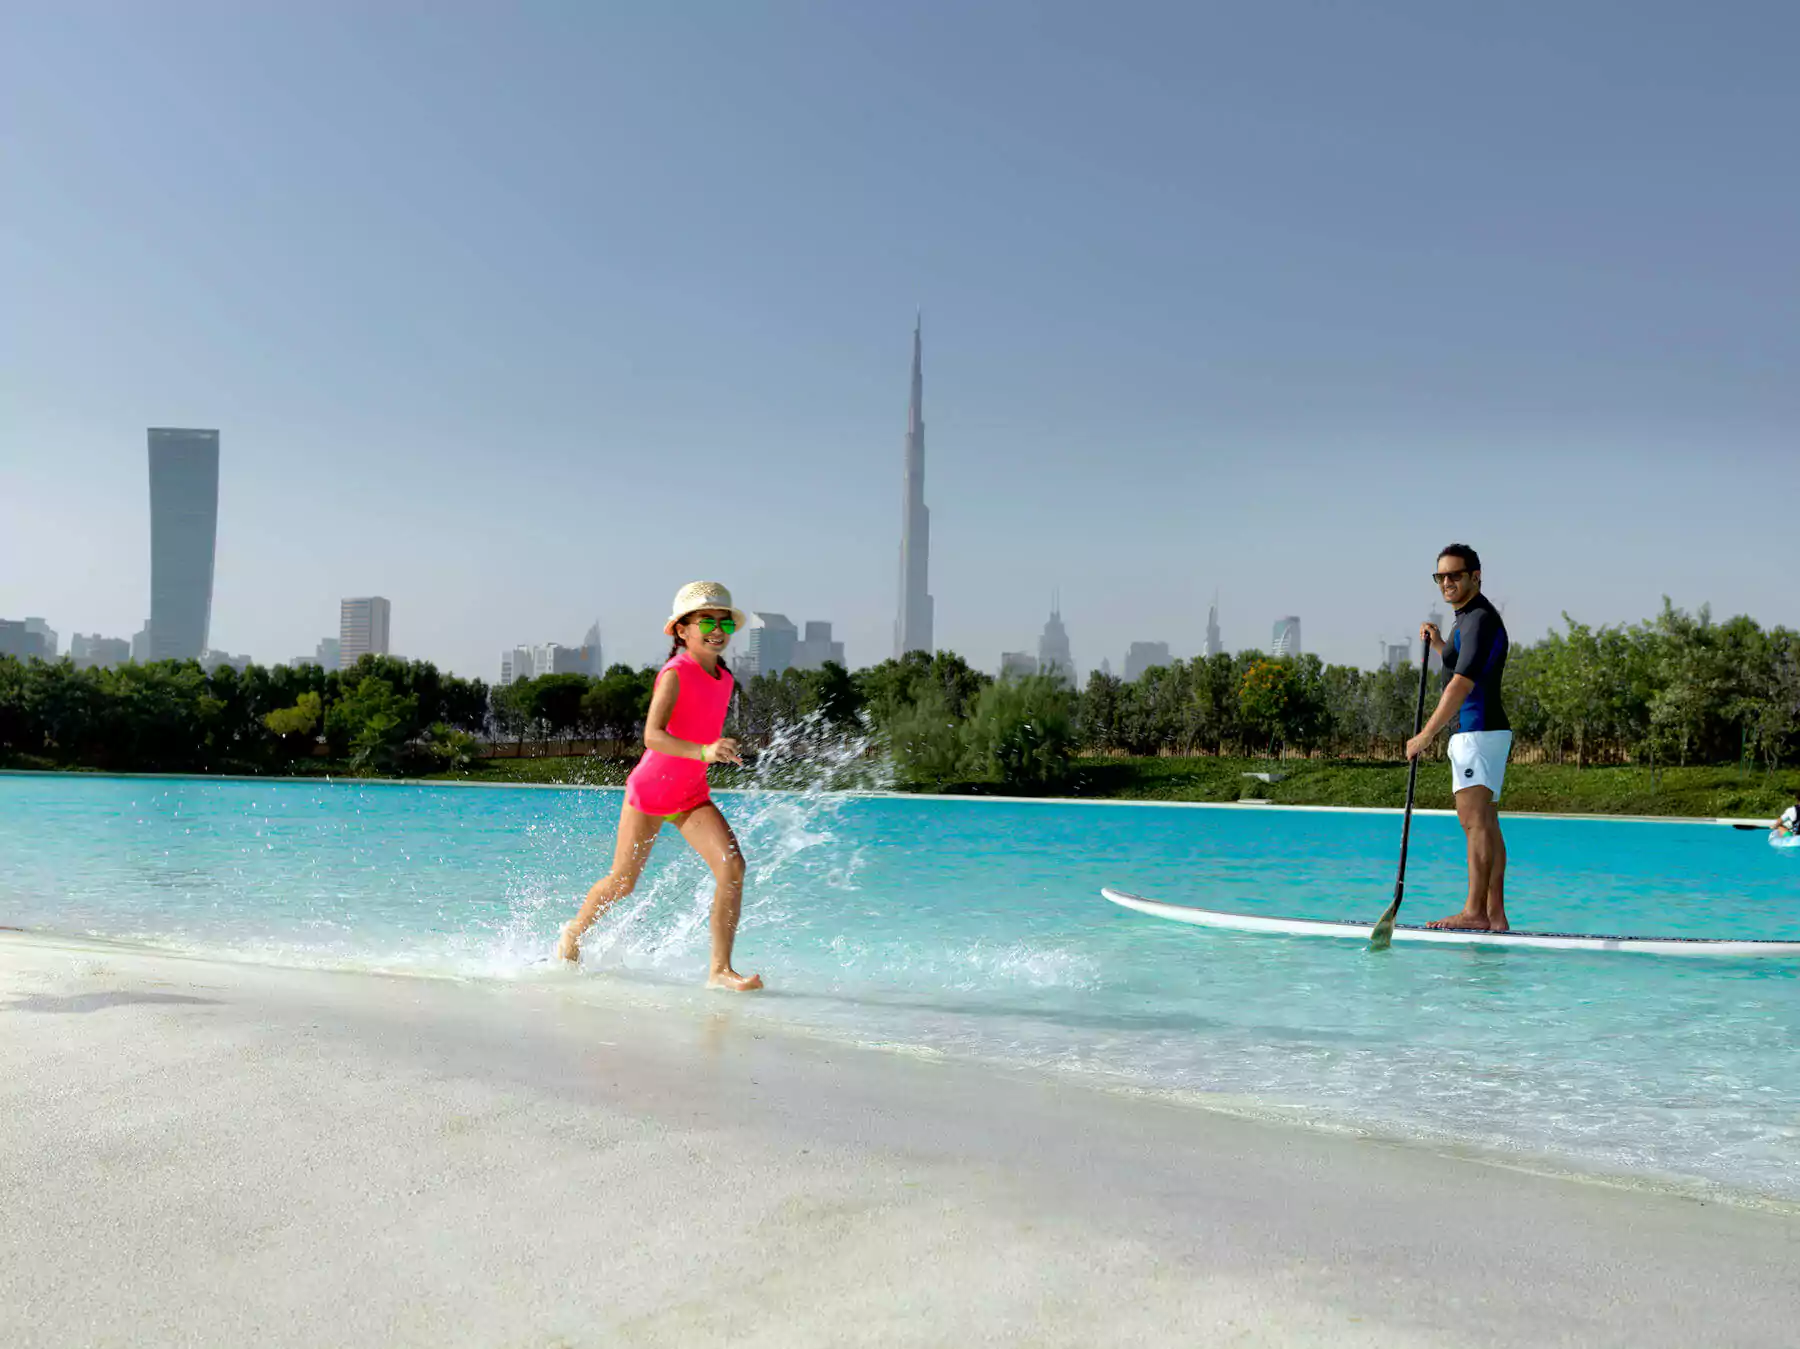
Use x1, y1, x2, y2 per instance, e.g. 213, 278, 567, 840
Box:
1448, 730, 1512, 800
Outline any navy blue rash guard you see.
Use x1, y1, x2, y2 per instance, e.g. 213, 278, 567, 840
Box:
1444, 593, 1509, 733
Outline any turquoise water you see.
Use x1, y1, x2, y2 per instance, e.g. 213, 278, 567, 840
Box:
4, 770, 1798, 1201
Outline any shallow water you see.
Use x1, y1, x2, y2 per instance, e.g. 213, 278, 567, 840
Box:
3, 768, 1797, 1200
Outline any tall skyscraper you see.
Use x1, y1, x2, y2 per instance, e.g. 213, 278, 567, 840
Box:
894, 316, 933, 658
1271, 616, 1302, 658
339, 597, 391, 669
147, 428, 220, 662
1038, 596, 1075, 686
1204, 595, 1224, 658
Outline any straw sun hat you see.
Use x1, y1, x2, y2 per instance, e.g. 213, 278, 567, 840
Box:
662, 581, 748, 635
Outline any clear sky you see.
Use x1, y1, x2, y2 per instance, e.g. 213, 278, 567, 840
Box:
4, 1, 1796, 679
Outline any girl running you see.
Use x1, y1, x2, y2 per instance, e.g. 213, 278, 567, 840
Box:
554, 581, 763, 991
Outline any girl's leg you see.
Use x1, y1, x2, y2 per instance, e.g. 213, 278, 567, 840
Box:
675, 803, 762, 991
556, 802, 664, 962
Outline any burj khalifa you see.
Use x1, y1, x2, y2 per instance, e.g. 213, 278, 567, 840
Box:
894, 316, 934, 658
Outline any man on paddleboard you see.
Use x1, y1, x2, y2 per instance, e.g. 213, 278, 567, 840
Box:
1406, 544, 1512, 931
1776, 792, 1799, 838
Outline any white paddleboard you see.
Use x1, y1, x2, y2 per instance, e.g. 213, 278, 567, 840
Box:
1101, 888, 1800, 957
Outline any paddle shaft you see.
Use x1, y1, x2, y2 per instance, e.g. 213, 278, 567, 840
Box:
1392, 643, 1433, 905
1371, 640, 1435, 947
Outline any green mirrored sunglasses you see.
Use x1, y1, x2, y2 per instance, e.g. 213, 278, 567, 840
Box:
692, 617, 737, 635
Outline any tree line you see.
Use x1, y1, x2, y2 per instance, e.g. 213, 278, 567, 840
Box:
1, 599, 1793, 790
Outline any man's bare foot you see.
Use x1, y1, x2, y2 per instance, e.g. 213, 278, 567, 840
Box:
1426, 912, 1491, 930
707, 968, 763, 991
555, 922, 581, 963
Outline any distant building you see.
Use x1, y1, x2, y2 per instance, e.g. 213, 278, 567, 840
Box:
500, 632, 603, 686
535, 643, 593, 677
999, 651, 1038, 680
1037, 598, 1075, 686
1204, 597, 1224, 658
339, 598, 391, 669
1123, 641, 1171, 683
792, 621, 846, 672
202, 649, 253, 673
315, 637, 340, 669
1382, 640, 1412, 673
148, 428, 220, 661
0, 620, 49, 660
131, 622, 153, 663
71, 634, 130, 669
743, 612, 798, 680
23, 618, 58, 658
1271, 616, 1302, 658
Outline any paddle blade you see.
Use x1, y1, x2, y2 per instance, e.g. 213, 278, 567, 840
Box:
1369, 897, 1400, 951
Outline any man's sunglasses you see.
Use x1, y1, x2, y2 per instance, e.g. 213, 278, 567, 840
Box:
1431, 570, 1472, 586
690, 617, 738, 635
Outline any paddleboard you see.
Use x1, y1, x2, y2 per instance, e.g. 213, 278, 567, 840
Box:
1101, 888, 1800, 957
1771, 831, 1800, 851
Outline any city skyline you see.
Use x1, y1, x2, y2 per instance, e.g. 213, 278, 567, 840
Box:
6, 7, 1797, 677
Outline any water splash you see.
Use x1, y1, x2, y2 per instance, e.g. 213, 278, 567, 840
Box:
491, 714, 893, 976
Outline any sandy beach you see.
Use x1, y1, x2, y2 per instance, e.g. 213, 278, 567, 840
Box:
4, 932, 1797, 1348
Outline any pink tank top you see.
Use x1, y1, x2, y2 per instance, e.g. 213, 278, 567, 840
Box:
624, 651, 735, 816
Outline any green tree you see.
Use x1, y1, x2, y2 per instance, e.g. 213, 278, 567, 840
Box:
528, 673, 591, 751
580, 665, 655, 750
1239, 658, 1304, 757
885, 681, 965, 790
960, 674, 1076, 790
263, 691, 323, 763
422, 722, 481, 772
1077, 670, 1124, 754
327, 677, 420, 775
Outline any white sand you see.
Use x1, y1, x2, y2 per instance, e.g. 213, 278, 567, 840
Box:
3, 933, 1797, 1348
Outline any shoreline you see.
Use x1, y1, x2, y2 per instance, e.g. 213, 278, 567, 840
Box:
0, 766, 1778, 827
5, 927, 1796, 1218
5, 931, 1798, 1347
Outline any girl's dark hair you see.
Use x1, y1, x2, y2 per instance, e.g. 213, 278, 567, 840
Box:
1437, 542, 1481, 572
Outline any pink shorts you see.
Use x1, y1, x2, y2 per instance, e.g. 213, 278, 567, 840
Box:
624, 751, 711, 818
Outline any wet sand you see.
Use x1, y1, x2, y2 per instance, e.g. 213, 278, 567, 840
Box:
3, 932, 1796, 1348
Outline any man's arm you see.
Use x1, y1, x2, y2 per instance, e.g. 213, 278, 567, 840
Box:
1408, 674, 1474, 758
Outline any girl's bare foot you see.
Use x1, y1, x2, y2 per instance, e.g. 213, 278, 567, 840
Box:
707, 968, 763, 991
555, 922, 582, 963
1426, 912, 1490, 930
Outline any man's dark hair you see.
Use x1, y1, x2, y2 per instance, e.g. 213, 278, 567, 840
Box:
1438, 542, 1481, 573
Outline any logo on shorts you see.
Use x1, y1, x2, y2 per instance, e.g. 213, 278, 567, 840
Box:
1464, 768, 1474, 778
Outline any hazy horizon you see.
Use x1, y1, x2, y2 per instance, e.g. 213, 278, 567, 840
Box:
5, 2, 1796, 679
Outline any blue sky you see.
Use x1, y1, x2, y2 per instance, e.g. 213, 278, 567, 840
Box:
4, 1, 1796, 678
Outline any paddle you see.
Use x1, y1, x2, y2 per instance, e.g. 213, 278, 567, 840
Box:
1370, 640, 1434, 951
